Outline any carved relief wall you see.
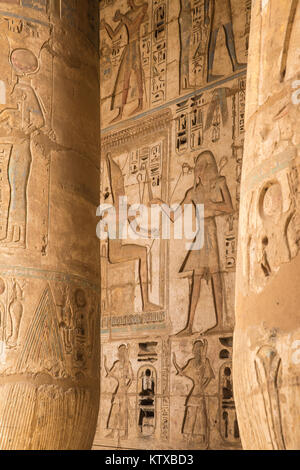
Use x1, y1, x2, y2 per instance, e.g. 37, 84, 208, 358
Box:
0, 0, 100, 450
234, 0, 300, 450
95, 0, 250, 450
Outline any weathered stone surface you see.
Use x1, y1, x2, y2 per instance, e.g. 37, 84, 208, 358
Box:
234, 0, 300, 450
0, 0, 100, 450
95, 0, 250, 450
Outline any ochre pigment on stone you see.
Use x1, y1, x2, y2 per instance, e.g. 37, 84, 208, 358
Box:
0, 0, 100, 450
95, 0, 250, 450
234, 0, 300, 451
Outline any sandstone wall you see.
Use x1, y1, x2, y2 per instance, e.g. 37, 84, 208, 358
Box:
234, 0, 300, 450
95, 0, 250, 450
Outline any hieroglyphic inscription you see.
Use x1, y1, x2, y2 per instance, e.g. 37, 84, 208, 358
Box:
151, 0, 168, 106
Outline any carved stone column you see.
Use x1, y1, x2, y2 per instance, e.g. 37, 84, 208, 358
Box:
234, 0, 300, 450
0, 1, 100, 449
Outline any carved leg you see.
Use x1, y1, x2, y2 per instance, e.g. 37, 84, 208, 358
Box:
129, 98, 143, 117
223, 23, 246, 71
129, 66, 144, 116
110, 107, 123, 124
207, 28, 224, 82
204, 272, 223, 333
109, 242, 161, 312
176, 274, 201, 337
138, 248, 161, 312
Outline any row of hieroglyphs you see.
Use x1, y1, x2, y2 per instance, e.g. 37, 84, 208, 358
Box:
96, 336, 239, 449
97, 57, 246, 447
97, 0, 250, 450
0, 1, 98, 46
100, 0, 250, 127
100, 74, 245, 335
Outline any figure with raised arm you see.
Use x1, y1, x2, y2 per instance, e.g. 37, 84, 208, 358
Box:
173, 339, 214, 444
105, 344, 134, 439
153, 150, 233, 336
100, 0, 148, 123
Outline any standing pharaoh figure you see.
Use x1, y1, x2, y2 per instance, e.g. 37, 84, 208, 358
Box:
105, 344, 134, 439
205, 0, 246, 82
173, 340, 214, 445
101, 0, 148, 123
153, 151, 233, 336
0, 48, 45, 247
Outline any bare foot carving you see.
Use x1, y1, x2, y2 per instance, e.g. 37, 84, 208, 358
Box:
175, 326, 193, 338
181, 80, 194, 91
0, 224, 25, 247
207, 73, 224, 83
143, 301, 162, 312
110, 111, 123, 124
129, 101, 143, 117
233, 62, 246, 71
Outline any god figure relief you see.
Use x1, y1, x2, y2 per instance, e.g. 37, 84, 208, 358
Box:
0, 48, 45, 247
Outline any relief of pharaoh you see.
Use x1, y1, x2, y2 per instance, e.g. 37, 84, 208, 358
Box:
153, 150, 233, 336
100, 0, 148, 123
0, 49, 45, 247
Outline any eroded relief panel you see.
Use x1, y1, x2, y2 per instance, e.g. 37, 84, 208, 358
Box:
95, 0, 250, 450
0, 13, 52, 250
0, 1, 100, 450
99, 0, 248, 127
234, 0, 300, 450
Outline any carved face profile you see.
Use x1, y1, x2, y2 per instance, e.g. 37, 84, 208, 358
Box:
10, 49, 39, 76
194, 151, 218, 187
118, 344, 128, 361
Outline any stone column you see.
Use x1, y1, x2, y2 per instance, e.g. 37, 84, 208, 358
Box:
234, 0, 300, 450
0, 0, 100, 450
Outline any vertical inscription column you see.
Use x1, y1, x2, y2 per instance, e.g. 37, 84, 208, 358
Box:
0, 0, 100, 450
234, 0, 300, 450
